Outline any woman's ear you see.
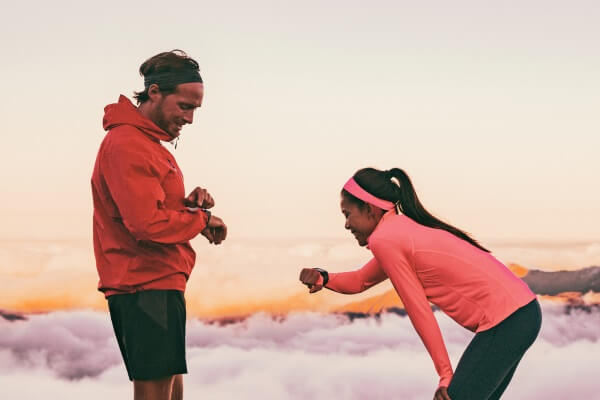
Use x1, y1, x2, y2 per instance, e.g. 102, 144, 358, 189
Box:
365, 203, 381, 220
365, 203, 377, 219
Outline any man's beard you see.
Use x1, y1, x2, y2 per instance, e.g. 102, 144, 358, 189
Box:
153, 101, 175, 137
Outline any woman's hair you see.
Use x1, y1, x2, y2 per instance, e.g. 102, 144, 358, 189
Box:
133, 49, 201, 105
342, 167, 490, 252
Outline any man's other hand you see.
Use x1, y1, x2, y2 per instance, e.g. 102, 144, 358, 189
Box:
201, 215, 227, 245
185, 187, 215, 209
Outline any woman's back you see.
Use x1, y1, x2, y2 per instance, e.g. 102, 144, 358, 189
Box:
369, 211, 535, 332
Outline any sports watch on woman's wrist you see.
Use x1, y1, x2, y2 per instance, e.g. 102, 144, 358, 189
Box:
313, 268, 329, 286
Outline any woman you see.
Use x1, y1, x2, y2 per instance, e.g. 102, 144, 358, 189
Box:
299, 168, 541, 400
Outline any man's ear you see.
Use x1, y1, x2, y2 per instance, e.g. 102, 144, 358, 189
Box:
147, 83, 162, 103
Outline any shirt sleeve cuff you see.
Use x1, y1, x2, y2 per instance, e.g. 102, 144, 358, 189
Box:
438, 375, 453, 389
315, 275, 324, 286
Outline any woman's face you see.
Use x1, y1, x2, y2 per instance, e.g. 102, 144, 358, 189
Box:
341, 195, 384, 247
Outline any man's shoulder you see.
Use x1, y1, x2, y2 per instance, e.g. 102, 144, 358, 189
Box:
105, 125, 151, 145
102, 126, 158, 156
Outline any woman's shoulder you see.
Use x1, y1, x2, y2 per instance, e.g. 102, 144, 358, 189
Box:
375, 213, 414, 237
368, 215, 413, 254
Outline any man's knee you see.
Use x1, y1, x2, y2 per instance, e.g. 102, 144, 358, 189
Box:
134, 375, 176, 400
171, 374, 184, 400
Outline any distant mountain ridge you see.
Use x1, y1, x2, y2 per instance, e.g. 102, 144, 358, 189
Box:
522, 266, 600, 295
0, 309, 26, 321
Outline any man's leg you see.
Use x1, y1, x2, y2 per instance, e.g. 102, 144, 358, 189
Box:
134, 375, 175, 400
109, 291, 189, 399
171, 374, 183, 400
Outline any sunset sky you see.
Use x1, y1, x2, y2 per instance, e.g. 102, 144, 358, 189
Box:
1, 0, 599, 317
1, 0, 598, 244
1, 4, 599, 399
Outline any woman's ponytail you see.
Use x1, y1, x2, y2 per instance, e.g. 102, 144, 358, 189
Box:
346, 167, 490, 253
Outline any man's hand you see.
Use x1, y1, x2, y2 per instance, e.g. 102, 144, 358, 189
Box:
433, 387, 451, 400
299, 268, 324, 293
185, 187, 215, 209
201, 215, 227, 245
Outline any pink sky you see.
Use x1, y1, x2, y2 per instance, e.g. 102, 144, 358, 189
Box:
0, 0, 599, 242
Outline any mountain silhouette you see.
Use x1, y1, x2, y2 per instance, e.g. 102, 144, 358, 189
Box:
522, 266, 600, 295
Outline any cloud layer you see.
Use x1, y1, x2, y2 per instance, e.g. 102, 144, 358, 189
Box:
1, 301, 598, 399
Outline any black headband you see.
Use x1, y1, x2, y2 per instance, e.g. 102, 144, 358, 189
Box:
144, 70, 203, 89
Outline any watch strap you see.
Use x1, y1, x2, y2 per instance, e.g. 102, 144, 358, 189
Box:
202, 209, 211, 226
313, 268, 329, 286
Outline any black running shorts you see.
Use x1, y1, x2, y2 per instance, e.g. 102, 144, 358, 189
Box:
108, 289, 187, 381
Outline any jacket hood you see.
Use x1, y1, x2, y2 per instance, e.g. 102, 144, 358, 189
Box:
102, 95, 173, 142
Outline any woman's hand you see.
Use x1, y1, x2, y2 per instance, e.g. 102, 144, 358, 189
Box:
433, 386, 451, 400
299, 268, 324, 293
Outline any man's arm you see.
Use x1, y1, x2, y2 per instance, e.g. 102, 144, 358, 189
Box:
101, 145, 208, 244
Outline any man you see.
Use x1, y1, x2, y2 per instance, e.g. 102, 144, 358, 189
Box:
91, 50, 227, 400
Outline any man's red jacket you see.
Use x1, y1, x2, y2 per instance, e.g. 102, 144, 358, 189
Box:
91, 95, 208, 297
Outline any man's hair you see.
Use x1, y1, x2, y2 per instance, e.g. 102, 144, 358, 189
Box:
133, 49, 202, 105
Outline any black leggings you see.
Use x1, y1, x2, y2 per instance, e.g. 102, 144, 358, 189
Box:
447, 299, 542, 400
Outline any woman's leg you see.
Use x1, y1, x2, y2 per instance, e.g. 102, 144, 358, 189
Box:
487, 361, 520, 400
447, 327, 512, 399
447, 300, 541, 400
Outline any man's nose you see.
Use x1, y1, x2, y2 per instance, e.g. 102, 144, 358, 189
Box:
183, 110, 194, 124
345, 220, 351, 230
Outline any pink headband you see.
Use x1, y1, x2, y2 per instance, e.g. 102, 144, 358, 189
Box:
343, 178, 395, 210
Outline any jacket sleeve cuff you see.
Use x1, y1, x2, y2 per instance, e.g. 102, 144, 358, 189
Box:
187, 207, 209, 233
203, 209, 211, 226
438, 375, 453, 389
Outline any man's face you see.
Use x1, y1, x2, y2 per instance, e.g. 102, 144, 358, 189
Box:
154, 82, 204, 138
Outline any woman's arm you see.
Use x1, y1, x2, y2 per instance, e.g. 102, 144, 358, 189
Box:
326, 257, 388, 294
326, 258, 389, 294
370, 237, 454, 389
299, 258, 388, 294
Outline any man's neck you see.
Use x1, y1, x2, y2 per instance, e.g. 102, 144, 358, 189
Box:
137, 102, 153, 121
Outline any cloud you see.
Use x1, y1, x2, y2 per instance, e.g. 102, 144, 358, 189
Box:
492, 241, 600, 270
0, 311, 120, 380
0, 301, 598, 399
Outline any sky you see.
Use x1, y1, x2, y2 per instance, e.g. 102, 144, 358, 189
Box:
0, 0, 599, 242
1, 4, 599, 398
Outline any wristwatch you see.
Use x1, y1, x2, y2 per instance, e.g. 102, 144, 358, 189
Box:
313, 268, 329, 286
202, 209, 211, 225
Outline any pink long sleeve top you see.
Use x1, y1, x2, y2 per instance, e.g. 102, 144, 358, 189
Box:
324, 211, 536, 388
